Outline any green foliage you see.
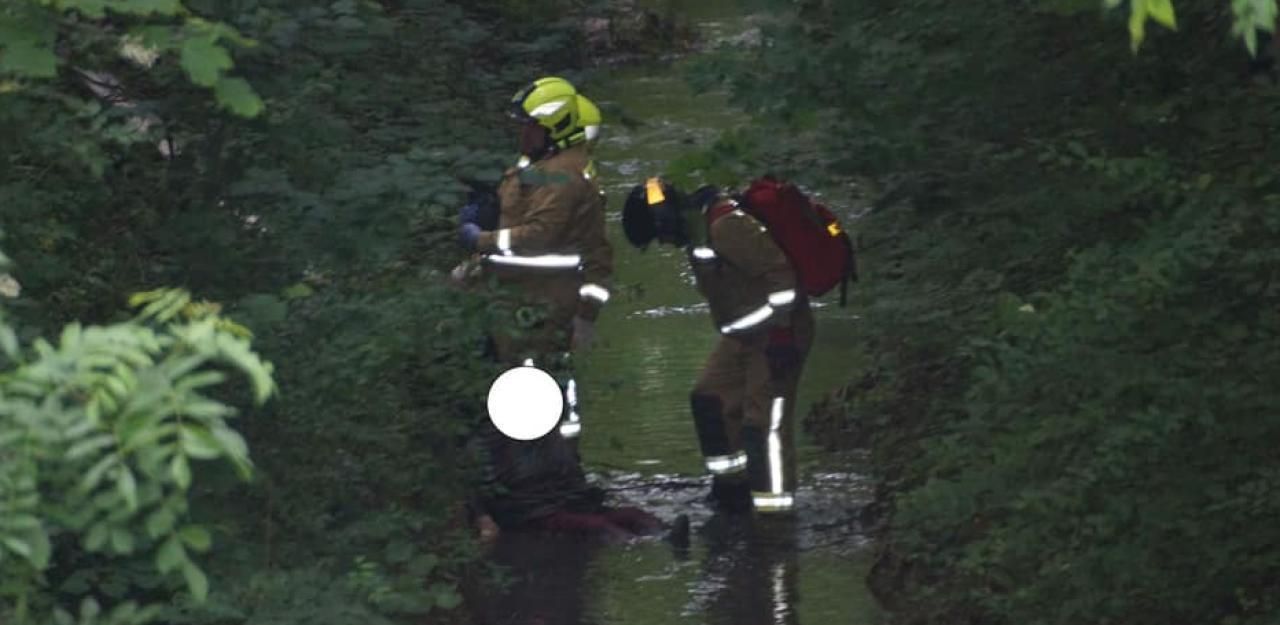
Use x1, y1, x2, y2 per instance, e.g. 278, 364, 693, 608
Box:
1, 285, 275, 623
1099, 0, 1278, 53
701, 0, 1280, 623
0, 0, 264, 116
3, 0, 588, 622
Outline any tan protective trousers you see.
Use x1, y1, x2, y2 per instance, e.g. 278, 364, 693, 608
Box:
690, 305, 815, 512
489, 274, 583, 442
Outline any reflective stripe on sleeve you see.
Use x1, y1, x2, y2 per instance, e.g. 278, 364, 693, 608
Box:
691, 246, 717, 261
484, 253, 582, 269
496, 229, 511, 253
579, 283, 610, 304
768, 289, 796, 308
705, 451, 748, 475
720, 304, 774, 335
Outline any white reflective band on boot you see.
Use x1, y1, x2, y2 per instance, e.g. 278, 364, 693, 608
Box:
752, 492, 795, 511
704, 451, 748, 475
768, 289, 796, 308
720, 304, 774, 335
559, 419, 582, 438
579, 283, 610, 303
691, 246, 717, 261
496, 229, 512, 253
485, 253, 582, 269
560, 404, 582, 438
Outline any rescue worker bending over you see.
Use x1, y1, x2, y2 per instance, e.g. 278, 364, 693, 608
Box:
621, 178, 813, 514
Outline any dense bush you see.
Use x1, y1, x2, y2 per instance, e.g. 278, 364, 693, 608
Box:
691, 0, 1280, 623
2, 0, 592, 622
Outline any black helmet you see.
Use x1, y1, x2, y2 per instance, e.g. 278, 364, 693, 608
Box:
623, 177, 689, 248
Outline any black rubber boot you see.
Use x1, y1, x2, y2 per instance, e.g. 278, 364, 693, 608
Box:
664, 513, 691, 559
705, 478, 753, 513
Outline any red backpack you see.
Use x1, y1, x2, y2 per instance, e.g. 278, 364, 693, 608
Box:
737, 176, 858, 305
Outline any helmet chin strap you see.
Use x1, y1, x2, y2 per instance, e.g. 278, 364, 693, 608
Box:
519, 126, 558, 163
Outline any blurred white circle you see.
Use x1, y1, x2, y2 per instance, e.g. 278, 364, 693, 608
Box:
487, 365, 563, 440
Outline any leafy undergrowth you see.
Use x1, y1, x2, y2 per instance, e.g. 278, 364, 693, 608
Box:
682, 1, 1280, 623
1, 0, 619, 622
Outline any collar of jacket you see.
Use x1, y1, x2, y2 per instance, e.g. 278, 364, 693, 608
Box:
705, 197, 738, 224
520, 142, 589, 170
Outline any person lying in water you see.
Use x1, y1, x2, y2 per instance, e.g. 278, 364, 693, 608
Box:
467, 415, 675, 542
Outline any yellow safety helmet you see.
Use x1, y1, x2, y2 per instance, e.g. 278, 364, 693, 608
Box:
509, 76, 581, 149
575, 95, 602, 144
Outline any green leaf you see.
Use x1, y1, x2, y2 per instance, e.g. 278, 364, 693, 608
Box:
1, 324, 18, 358
156, 535, 185, 574
210, 427, 250, 463
110, 528, 136, 554
1146, 0, 1177, 29
86, 522, 110, 551
181, 561, 210, 602
181, 399, 234, 420
66, 0, 108, 18
170, 453, 192, 489
1128, 1, 1148, 51
146, 507, 177, 538
26, 529, 51, 569
0, 35, 57, 78
81, 454, 117, 492
180, 426, 223, 459
2, 537, 31, 559
179, 525, 212, 552
180, 36, 233, 86
281, 282, 315, 300
118, 466, 139, 511
431, 583, 462, 610
67, 434, 116, 461
117, 0, 183, 15
213, 76, 264, 118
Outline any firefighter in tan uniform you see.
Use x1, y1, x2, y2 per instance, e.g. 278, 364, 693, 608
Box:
621, 178, 812, 514
459, 77, 612, 443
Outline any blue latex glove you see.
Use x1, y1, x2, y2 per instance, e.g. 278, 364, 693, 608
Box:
459, 201, 481, 225
459, 222, 482, 250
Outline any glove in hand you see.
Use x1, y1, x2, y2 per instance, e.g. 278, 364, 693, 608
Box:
459, 223, 482, 250
459, 201, 481, 225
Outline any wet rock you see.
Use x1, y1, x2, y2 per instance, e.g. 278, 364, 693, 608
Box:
577, 0, 697, 61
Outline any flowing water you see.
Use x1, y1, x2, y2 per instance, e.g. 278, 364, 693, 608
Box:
471, 3, 881, 623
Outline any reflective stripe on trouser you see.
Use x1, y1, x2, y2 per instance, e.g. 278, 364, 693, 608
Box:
746, 396, 793, 512
691, 393, 746, 476
559, 376, 582, 439
691, 304, 814, 514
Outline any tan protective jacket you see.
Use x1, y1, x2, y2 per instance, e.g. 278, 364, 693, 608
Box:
475, 144, 613, 321
688, 200, 800, 337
